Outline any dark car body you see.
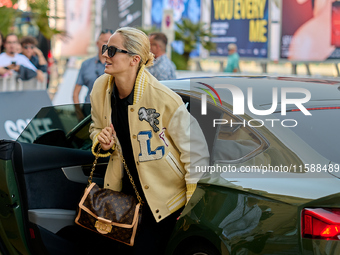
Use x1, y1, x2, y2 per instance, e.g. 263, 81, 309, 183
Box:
0, 76, 339, 255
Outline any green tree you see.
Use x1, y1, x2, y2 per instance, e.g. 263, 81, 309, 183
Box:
0, 0, 18, 36
173, 18, 215, 70
28, 0, 62, 39
0, 0, 61, 39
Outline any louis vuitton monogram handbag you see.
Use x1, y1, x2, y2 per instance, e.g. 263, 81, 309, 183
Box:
75, 139, 143, 246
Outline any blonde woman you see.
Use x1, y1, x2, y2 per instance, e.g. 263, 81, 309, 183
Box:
89, 27, 209, 254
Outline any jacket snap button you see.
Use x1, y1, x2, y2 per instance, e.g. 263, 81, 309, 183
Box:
130, 108, 134, 112
156, 209, 159, 213
144, 185, 149, 189
158, 215, 161, 219
133, 135, 137, 139
136, 161, 139, 165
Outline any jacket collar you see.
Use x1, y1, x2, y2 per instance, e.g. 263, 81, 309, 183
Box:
133, 65, 148, 104
107, 64, 148, 105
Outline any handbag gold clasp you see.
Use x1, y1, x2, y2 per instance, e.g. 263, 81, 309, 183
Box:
95, 217, 112, 234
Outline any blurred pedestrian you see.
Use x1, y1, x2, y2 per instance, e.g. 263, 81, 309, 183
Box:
21, 36, 48, 73
20, 36, 47, 83
0, 31, 11, 77
148, 32, 176, 80
73, 29, 112, 104
0, 33, 38, 81
224, 43, 240, 73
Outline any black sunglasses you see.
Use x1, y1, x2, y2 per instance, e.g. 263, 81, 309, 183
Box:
102, 44, 134, 58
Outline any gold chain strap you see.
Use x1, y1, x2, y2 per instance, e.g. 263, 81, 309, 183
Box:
88, 145, 102, 187
88, 139, 143, 205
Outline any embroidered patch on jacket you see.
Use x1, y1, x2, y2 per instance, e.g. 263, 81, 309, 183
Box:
138, 107, 160, 132
159, 127, 169, 147
138, 131, 165, 162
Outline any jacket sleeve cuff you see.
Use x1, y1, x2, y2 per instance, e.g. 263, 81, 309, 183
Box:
186, 183, 197, 203
91, 134, 115, 157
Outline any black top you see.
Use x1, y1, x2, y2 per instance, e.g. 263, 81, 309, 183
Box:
111, 85, 146, 202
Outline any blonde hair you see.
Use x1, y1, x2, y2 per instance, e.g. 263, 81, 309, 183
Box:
115, 27, 154, 69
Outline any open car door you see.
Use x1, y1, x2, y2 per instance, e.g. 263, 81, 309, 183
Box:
0, 104, 108, 255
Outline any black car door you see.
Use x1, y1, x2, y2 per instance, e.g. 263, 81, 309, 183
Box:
0, 104, 108, 255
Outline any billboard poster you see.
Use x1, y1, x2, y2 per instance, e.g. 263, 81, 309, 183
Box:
101, 0, 143, 33
281, 0, 340, 61
151, 0, 201, 27
151, 0, 201, 56
59, 0, 92, 56
210, 0, 269, 58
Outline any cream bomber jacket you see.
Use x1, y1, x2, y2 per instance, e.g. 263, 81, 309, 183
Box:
89, 66, 209, 222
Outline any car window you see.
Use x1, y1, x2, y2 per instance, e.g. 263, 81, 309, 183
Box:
177, 92, 221, 154
177, 92, 269, 164
17, 104, 92, 150
212, 112, 268, 164
273, 109, 340, 164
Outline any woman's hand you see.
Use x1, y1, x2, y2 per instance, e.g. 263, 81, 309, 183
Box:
98, 124, 115, 151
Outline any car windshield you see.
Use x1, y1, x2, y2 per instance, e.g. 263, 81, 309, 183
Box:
17, 104, 92, 150
273, 108, 340, 164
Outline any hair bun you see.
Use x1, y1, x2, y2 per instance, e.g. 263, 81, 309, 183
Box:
145, 52, 154, 67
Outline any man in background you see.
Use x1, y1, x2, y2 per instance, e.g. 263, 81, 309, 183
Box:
148, 32, 176, 81
0, 33, 40, 81
224, 43, 240, 73
73, 30, 112, 104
